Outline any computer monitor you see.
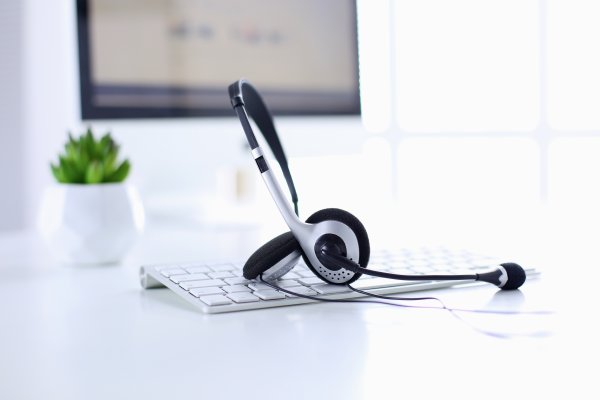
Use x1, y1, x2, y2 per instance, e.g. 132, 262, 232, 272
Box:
76, 0, 360, 120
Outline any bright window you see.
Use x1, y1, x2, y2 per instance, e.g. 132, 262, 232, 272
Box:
394, 0, 540, 132
357, 0, 600, 210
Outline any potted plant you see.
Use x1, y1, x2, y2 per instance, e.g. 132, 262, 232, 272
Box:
38, 128, 144, 264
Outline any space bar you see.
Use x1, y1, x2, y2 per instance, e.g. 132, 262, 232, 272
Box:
352, 278, 430, 290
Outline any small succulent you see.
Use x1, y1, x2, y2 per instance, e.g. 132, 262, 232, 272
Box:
50, 128, 131, 184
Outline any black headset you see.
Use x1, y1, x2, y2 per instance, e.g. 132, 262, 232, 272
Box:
228, 79, 527, 293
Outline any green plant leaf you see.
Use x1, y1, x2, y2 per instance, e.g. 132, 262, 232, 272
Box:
59, 155, 83, 183
54, 128, 130, 184
50, 162, 67, 183
65, 131, 77, 153
85, 161, 104, 184
85, 128, 96, 159
99, 133, 113, 157
103, 146, 118, 176
75, 145, 89, 177
65, 141, 78, 161
105, 159, 130, 183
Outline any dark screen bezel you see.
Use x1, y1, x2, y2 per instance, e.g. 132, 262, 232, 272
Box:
75, 0, 361, 120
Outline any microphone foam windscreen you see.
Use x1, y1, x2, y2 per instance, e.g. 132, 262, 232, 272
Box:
500, 262, 527, 290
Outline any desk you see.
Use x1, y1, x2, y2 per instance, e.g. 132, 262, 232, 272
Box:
0, 215, 597, 400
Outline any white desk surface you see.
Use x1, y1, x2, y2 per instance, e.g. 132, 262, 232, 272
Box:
0, 211, 598, 400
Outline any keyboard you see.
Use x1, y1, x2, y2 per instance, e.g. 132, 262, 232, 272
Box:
139, 247, 538, 313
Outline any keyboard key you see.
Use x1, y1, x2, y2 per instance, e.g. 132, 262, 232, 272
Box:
368, 263, 391, 271
411, 260, 432, 268
227, 292, 259, 303
285, 286, 318, 297
298, 277, 325, 286
449, 262, 475, 270
180, 279, 225, 290
170, 273, 209, 284
428, 258, 452, 266
248, 282, 276, 291
429, 264, 451, 272
179, 279, 226, 289
358, 273, 376, 279
224, 277, 251, 286
386, 268, 416, 276
199, 295, 232, 306
409, 266, 434, 274
189, 287, 224, 297
253, 290, 286, 300
208, 271, 234, 279
275, 280, 302, 288
223, 285, 252, 293
160, 268, 187, 277
185, 266, 211, 274
468, 264, 498, 271
369, 256, 390, 263
211, 264, 236, 272
311, 284, 352, 295
352, 278, 427, 290
471, 257, 500, 265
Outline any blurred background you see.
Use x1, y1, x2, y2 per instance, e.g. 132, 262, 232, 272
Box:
1, 0, 599, 259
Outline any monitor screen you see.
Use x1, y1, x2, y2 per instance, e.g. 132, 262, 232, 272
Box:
76, 0, 360, 119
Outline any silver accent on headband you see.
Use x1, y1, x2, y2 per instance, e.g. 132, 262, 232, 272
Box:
251, 147, 264, 159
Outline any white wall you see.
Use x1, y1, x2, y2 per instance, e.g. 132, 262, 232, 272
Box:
0, 1, 26, 230
22, 0, 78, 231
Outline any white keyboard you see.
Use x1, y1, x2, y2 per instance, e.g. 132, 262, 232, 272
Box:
139, 248, 538, 313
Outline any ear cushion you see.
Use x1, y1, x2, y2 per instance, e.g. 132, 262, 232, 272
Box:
302, 208, 370, 284
243, 231, 301, 279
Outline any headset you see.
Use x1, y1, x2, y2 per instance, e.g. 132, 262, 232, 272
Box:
228, 79, 527, 295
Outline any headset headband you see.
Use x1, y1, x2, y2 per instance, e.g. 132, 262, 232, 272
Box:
228, 79, 299, 216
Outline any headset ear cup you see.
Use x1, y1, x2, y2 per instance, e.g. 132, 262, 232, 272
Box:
243, 231, 301, 280
302, 208, 370, 284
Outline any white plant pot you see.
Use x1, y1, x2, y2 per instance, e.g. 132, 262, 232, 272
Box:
38, 183, 145, 264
